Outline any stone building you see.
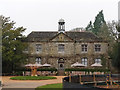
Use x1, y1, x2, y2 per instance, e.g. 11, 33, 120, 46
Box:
26, 19, 109, 74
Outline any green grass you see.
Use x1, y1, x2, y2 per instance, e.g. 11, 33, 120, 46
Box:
10, 76, 57, 80
36, 83, 62, 90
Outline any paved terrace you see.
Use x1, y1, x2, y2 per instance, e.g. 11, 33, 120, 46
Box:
1, 76, 65, 89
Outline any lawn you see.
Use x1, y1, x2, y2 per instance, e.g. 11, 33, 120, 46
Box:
10, 76, 57, 80
36, 83, 62, 90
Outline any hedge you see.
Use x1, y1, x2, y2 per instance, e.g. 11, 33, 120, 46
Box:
14, 68, 57, 72
14, 68, 109, 72
65, 68, 110, 72
10, 76, 57, 80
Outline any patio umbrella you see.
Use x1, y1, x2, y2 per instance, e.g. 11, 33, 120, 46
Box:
25, 63, 43, 70
25, 63, 33, 67
32, 63, 43, 67
25, 63, 42, 67
25, 63, 42, 76
91, 63, 102, 67
71, 62, 85, 67
42, 63, 51, 67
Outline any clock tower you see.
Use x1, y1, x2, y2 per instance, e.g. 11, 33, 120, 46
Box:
58, 19, 65, 33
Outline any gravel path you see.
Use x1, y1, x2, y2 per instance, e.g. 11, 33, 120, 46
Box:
1, 76, 65, 89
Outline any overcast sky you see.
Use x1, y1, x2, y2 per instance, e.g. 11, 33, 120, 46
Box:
0, 0, 119, 35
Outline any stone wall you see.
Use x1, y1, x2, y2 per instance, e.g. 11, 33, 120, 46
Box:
27, 41, 108, 69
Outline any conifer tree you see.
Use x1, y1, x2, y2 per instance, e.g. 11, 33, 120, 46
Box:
85, 21, 93, 31
93, 10, 106, 35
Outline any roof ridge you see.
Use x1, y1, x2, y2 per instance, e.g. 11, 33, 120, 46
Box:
26, 31, 104, 42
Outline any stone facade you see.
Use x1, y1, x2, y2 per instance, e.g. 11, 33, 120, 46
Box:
25, 19, 109, 71
26, 32, 108, 69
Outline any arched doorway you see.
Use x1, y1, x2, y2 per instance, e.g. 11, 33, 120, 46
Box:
58, 58, 64, 76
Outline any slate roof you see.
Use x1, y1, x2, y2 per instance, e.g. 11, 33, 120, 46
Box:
26, 31, 104, 42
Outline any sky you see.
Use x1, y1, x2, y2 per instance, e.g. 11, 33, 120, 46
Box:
0, 0, 119, 36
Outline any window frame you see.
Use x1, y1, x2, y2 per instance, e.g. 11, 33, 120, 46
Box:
36, 44, 42, 53
35, 57, 41, 64
81, 57, 88, 66
95, 58, 101, 64
94, 44, 101, 52
58, 44, 65, 53
81, 44, 88, 52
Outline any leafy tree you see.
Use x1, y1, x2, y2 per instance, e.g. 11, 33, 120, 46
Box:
93, 10, 106, 35
107, 21, 119, 42
85, 21, 93, 31
111, 22, 120, 72
86, 10, 120, 72
1, 15, 28, 73
111, 42, 120, 71
98, 21, 119, 71
98, 21, 120, 72
98, 22, 116, 44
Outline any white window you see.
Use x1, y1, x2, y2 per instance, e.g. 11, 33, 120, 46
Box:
58, 44, 64, 52
35, 57, 41, 64
81, 44, 87, 52
95, 44, 101, 52
95, 58, 101, 64
81, 57, 87, 66
36, 44, 42, 52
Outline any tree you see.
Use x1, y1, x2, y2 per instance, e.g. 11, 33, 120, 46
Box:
85, 10, 106, 34
85, 10, 120, 72
107, 21, 119, 42
93, 10, 106, 35
111, 21, 120, 72
1, 15, 28, 73
98, 21, 120, 70
111, 42, 120, 71
99, 21, 120, 72
85, 21, 93, 31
